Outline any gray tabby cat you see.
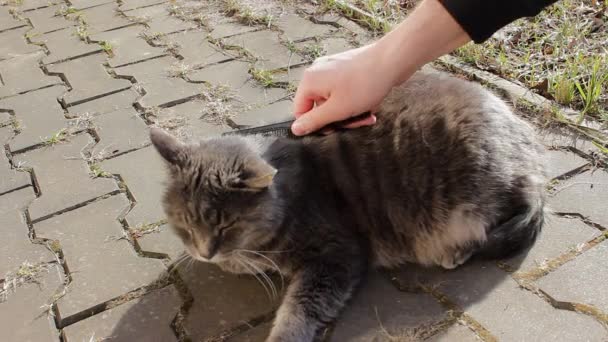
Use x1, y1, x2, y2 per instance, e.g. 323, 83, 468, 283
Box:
150, 70, 546, 342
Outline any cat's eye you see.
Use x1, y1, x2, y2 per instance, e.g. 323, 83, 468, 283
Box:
217, 221, 236, 237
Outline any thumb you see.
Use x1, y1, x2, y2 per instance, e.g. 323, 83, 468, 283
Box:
291, 99, 343, 136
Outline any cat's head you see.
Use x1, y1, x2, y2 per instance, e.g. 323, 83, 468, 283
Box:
150, 128, 280, 263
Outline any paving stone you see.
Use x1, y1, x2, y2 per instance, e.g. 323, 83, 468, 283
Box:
179, 261, 279, 339
396, 262, 607, 341
78, 3, 134, 34
227, 322, 272, 342
330, 271, 446, 342
114, 56, 202, 108
0, 130, 31, 194
63, 285, 180, 342
15, 0, 62, 12
234, 100, 293, 127
0, 111, 10, 125
167, 30, 232, 67
152, 99, 230, 140
548, 169, 608, 226
67, 88, 139, 117
0, 263, 62, 342
120, 0, 166, 11
321, 36, 354, 56
537, 128, 596, 153
276, 13, 334, 41
503, 216, 600, 273
90, 108, 150, 158
24, 5, 74, 35
68, 0, 115, 10
208, 21, 258, 40
0, 27, 42, 61
0, 187, 55, 276
544, 149, 588, 179
314, 13, 374, 44
273, 64, 307, 84
427, 324, 479, 342
90, 25, 167, 68
34, 195, 166, 320
188, 60, 287, 105
223, 30, 304, 70
137, 224, 184, 260
536, 240, 608, 313
47, 53, 132, 107
32, 27, 102, 64
101, 146, 165, 228
123, 4, 194, 34
13, 134, 119, 222
0, 51, 62, 98
1, 85, 68, 153
0, 6, 27, 32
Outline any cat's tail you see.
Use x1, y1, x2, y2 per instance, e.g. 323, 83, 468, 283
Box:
477, 185, 546, 260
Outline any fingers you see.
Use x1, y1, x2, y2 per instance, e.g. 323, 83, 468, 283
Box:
291, 100, 343, 136
340, 113, 377, 129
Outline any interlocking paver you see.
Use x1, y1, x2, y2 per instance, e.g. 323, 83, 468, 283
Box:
101, 146, 165, 228
427, 324, 479, 342
223, 30, 304, 70
152, 99, 230, 139
32, 27, 102, 65
14, 0, 62, 12
77, 3, 134, 34
34, 195, 166, 320
0, 6, 27, 32
233, 100, 292, 127
13, 134, 119, 222
544, 149, 588, 179
69, 0, 115, 10
24, 5, 74, 35
548, 169, 608, 226
0, 27, 42, 61
1, 85, 68, 153
536, 240, 608, 313
0, 187, 54, 275
227, 322, 272, 342
0, 127, 31, 194
208, 21, 258, 40
0, 51, 62, 98
119, 0, 166, 11
273, 64, 307, 84
330, 271, 446, 341
122, 4, 194, 34
46, 53, 132, 107
63, 285, 181, 342
503, 216, 600, 273
276, 13, 335, 41
0, 263, 62, 342
67, 88, 139, 117
137, 224, 184, 260
90, 108, 150, 158
397, 262, 607, 341
167, 29, 232, 67
89, 25, 167, 68
179, 262, 279, 339
188, 60, 287, 105
114, 56, 202, 108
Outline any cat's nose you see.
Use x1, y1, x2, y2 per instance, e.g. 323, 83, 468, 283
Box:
199, 249, 216, 260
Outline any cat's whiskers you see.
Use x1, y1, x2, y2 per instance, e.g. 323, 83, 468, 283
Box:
170, 253, 192, 270
234, 254, 275, 301
236, 249, 285, 292
239, 253, 278, 300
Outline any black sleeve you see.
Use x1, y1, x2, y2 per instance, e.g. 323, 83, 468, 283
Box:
439, 0, 559, 43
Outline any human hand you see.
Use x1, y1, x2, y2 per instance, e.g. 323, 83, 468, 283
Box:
291, 43, 401, 136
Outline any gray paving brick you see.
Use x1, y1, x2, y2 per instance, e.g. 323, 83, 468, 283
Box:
78, 3, 134, 34
15, 0, 62, 12
24, 5, 74, 35
0, 263, 62, 342
137, 224, 184, 260
179, 261, 278, 339
314, 13, 373, 44
0, 51, 62, 98
276, 13, 334, 41
123, 4, 194, 34
0, 111, 10, 126
548, 169, 608, 226
90, 25, 167, 68
0, 130, 31, 194
227, 322, 272, 342
67, 88, 139, 117
503, 216, 600, 273
208, 21, 258, 40
223, 30, 304, 70
321, 36, 354, 56
0, 6, 27, 32
188, 60, 287, 106
536, 240, 608, 313
2, 85, 68, 153
427, 324, 479, 342
537, 127, 596, 154
119, 0, 166, 11
330, 272, 446, 342
398, 262, 607, 341
68, 0, 114, 10
90, 108, 150, 159
233, 100, 293, 127
34, 195, 166, 320
0, 187, 55, 275
545, 149, 588, 179
63, 285, 180, 342
114, 56, 202, 108
13, 134, 119, 222
273, 64, 306, 84
32, 27, 102, 65
101, 146, 166, 228
0, 27, 42, 61
153, 99, 230, 139
46, 53, 132, 107
167, 29, 232, 67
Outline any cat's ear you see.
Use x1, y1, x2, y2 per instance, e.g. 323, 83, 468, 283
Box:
233, 159, 277, 191
150, 128, 187, 167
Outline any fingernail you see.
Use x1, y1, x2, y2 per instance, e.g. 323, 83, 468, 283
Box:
291, 121, 307, 135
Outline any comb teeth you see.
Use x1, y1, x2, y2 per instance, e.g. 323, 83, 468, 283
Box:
223, 121, 298, 139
